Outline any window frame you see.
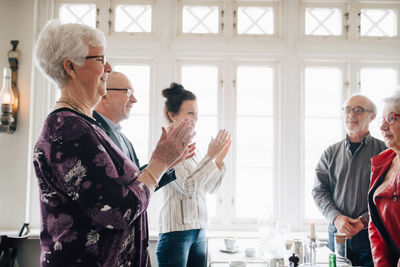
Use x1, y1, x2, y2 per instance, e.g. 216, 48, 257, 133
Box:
176, 58, 225, 225
109, 0, 156, 37
233, 1, 280, 39
355, 2, 400, 40
300, 61, 348, 225
300, 2, 348, 40
55, 0, 99, 28
177, 0, 224, 37
229, 60, 279, 226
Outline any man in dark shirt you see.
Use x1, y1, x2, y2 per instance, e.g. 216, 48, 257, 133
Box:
312, 94, 386, 266
94, 71, 176, 190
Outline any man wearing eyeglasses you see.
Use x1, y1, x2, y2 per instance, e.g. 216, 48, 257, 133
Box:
94, 71, 176, 190
312, 94, 386, 267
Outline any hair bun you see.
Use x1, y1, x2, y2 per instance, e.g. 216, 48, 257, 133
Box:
162, 83, 185, 98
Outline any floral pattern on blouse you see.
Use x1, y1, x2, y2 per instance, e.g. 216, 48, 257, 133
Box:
33, 109, 151, 267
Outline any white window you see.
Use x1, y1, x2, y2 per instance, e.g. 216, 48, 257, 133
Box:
57, 2, 97, 28
360, 8, 398, 37
359, 66, 399, 139
179, 2, 222, 35
234, 64, 275, 221
111, 1, 154, 34
303, 65, 345, 220
305, 8, 342, 36
235, 5, 275, 36
300, 3, 347, 39
179, 61, 221, 218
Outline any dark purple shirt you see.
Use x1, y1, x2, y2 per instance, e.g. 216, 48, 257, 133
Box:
33, 109, 151, 267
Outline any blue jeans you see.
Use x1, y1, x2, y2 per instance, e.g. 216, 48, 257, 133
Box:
156, 229, 206, 267
328, 224, 373, 267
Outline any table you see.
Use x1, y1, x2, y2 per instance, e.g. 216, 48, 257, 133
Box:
207, 238, 351, 267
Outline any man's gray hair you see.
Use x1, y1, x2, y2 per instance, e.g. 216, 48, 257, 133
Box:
34, 19, 106, 88
382, 90, 400, 113
346, 93, 377, 114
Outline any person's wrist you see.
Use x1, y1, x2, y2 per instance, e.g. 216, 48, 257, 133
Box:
358, 216, 368, 229
216, 161, 225, 171
147, 159, 169, 177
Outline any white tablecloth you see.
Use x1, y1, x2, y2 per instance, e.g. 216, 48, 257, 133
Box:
207, 238, 351, 267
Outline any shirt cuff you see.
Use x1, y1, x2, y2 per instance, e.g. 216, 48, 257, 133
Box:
326, 209, 342, 225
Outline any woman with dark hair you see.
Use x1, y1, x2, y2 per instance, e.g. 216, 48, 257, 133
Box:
156, 83, 231, 267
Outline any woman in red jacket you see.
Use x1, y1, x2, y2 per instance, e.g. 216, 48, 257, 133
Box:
368, 91, 400, 267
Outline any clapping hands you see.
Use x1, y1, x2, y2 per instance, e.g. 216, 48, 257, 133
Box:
151, 117, 196, 168
207, 129, 231, 169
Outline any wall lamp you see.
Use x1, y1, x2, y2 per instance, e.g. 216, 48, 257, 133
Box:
0, 40, 19, 133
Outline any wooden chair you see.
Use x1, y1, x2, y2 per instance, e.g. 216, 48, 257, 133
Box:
0, 223, 30, 267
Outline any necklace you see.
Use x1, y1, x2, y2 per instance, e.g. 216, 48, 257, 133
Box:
56, 100, 93, 119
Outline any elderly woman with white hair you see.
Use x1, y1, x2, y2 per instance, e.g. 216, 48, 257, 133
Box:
33, 20, 195, 267
368, 90, 400, 266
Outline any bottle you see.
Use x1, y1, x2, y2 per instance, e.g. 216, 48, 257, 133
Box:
289, 253, 299, 267
329, 253, 336, 267
0, 68, 14, 126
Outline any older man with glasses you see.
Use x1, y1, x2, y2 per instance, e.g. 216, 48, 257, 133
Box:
312, 94, 386, 266
94, 71, 178, 190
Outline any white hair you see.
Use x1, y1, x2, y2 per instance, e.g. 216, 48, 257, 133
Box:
345, 93, 377, 114
34, 20, 106, 88
382, 90, 400, 113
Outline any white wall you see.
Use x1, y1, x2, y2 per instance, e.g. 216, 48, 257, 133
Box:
0, 0, 35, 229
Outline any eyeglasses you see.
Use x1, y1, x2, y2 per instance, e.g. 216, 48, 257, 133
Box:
85, 55, 106, 66
342, 106, 374, 115
381, 112, 400, 125
107, 88, 133, 97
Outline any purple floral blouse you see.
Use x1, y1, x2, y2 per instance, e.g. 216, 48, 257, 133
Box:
33, 109, 151, 267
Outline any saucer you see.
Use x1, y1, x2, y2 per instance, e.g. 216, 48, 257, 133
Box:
219, 246, 239, 253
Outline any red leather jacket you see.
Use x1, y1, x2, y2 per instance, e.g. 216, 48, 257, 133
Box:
369, 149, 400, 267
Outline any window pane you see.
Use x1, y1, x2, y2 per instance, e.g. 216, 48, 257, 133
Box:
304, 118, 342, 219
360, 9, 398, 37
360, 67, 398, 139
114, 5, 152, 33
237, 6, 274, 35
304, 67, 343, 220
181, 64, 219, 218
181, 65, 218, 115
207, 194, 217, 218
182, 6, 219, 34
181, 65, 218, 153
59, 4, 96, 28
115, 65, 151, 162
305, 68, 343, 117
305, 8, 342, 36
237, 66, 274, 116
236, 66, 274, 219
236, 168, 273, 218
237, 117, 273, 168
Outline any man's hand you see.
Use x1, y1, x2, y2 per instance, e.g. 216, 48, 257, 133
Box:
333, 214, 364, 238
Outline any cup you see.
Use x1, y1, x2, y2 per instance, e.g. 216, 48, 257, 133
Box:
334, 233, 347, 258
303, 240, 316, 265
224, 236, 237, 251
230, 260, 246, 267
245, 247, 256, 257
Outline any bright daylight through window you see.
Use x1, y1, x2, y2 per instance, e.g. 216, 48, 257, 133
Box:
40, 0, 400, 231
